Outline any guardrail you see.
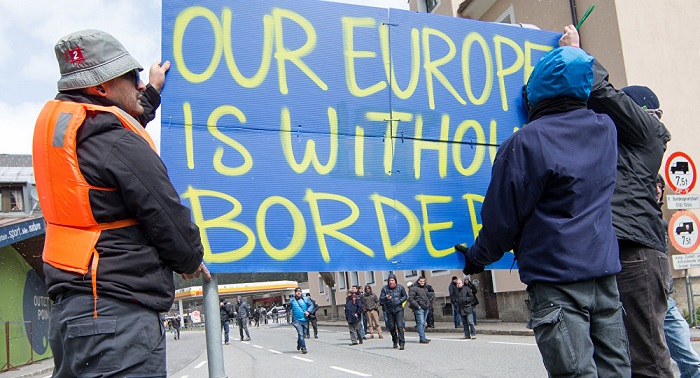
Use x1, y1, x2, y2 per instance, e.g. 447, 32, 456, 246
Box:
1, 321, 34, 372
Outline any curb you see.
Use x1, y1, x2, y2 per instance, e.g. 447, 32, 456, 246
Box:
1, 366, 53, 378
316, 322, 534, 337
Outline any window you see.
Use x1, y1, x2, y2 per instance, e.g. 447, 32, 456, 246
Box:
496, 5, 515, 24
426, 0, 438, 13
405, 270, 418, 278
318, 276, 325, 294
383, 271, 395, 283
350, 271, 360, 287
365, 271, 375, 285
338, 272, 347, 290
1, 187, 24, 213
430, 270, 449, 277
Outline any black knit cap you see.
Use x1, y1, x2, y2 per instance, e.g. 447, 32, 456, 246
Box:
622, 85, 660, 109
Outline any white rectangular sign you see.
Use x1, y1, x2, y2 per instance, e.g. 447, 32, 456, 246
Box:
672, 253, 700, 270
667, 195, 700, 210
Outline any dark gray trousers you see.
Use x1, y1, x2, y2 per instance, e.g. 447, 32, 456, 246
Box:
527, 275, 630, 377
49, 293, 166, 377
617, 246, 672, 377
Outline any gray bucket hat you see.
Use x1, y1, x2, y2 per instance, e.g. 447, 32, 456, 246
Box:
54, 29, 143, 91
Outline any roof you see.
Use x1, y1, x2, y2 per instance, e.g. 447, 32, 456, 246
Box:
175, 281, 299, 300
0, 154, 34, 184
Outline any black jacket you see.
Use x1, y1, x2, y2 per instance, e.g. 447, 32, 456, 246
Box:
408, 283, 431, 311
345, 297, 363, 324
588, 60, 671, 251
43, 86, 204, 312
448, 281, 459, 303
455, 285, 475, 316
380, 274, 407, 313
221, 302, 233, 322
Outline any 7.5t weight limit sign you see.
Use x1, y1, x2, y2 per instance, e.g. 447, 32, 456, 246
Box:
669, 210, 700, 253
665, 151, 697, 194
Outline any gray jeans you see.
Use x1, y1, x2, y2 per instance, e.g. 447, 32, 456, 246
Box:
49, 293, 166, 377
526, 275, 630, 377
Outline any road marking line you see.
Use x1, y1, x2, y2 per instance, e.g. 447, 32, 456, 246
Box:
489, 341, 537, 346
180, 376, 189, 378
330, 366, 372, 376
292, 356, 313, 362
194, 361, 207, 368
252, 344, 264, 348
268, 349, 283, 354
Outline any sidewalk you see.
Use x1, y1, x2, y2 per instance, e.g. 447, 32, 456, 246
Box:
317, 318, 535, 337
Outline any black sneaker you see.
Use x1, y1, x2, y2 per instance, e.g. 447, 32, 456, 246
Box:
301, 348, 307, 354
419, 339, 430, 344
314, 335, 318, 339
393, 342, 398, 349
297, 345, 301, 350
350, 342, 358, 346
399, 344, 405, 350
359, 339, 363, 344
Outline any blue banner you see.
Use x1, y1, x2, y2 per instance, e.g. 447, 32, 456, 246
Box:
0, 217, 45, 249
161, 0, 560, 272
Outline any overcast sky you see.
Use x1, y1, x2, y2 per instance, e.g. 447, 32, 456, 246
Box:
0, 0, 409, 155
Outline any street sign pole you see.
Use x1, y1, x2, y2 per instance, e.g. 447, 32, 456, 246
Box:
686, 270, 697, 327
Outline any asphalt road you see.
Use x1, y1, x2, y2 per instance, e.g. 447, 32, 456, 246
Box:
166, 323, 548, 377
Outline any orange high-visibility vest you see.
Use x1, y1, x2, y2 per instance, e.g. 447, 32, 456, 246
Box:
33, 100, 157, 317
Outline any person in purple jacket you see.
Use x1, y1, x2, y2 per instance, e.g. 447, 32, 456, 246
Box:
456, 26, 629, 376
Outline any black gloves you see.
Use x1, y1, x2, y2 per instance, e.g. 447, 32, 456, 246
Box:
455, 244, 485, 275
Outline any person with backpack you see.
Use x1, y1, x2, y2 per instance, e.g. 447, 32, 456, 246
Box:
220, 298, 234, 345
289, 287, 314, 354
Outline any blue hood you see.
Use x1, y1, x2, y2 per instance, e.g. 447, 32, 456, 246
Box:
526, 46, 594, 107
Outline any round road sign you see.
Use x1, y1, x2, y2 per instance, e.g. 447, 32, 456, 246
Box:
668, 210, 700, 253
665, 151, 697, 194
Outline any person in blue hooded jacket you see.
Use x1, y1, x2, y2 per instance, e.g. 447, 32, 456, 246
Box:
455, 28, 630, 376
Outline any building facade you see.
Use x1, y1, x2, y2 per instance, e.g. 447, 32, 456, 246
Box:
309, 0, 700, 322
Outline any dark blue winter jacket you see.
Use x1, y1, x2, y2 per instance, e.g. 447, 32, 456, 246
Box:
468, 47, 621, 285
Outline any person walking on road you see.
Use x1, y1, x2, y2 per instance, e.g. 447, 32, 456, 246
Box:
363, 285, 383, 339
220, 299, 234, 345
35, 29, 210, 378
290, 287, 314, 354
345, 290, 364, 345
305, 293, 319, 339
236, 296, 252, 341
380, 273, 407, 350
408, 277, 431, 344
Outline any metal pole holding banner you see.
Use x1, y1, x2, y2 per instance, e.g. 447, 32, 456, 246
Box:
686, 270, 697, 327
203, 274, 227, 378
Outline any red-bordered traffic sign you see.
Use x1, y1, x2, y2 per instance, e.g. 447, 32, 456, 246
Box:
669, 210, 700, 253
665, 151, 697, 194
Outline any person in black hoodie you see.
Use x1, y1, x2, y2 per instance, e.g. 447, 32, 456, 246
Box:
579, 29, 673, 376
380, 273, 407, 350
456, 26, 629, 376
